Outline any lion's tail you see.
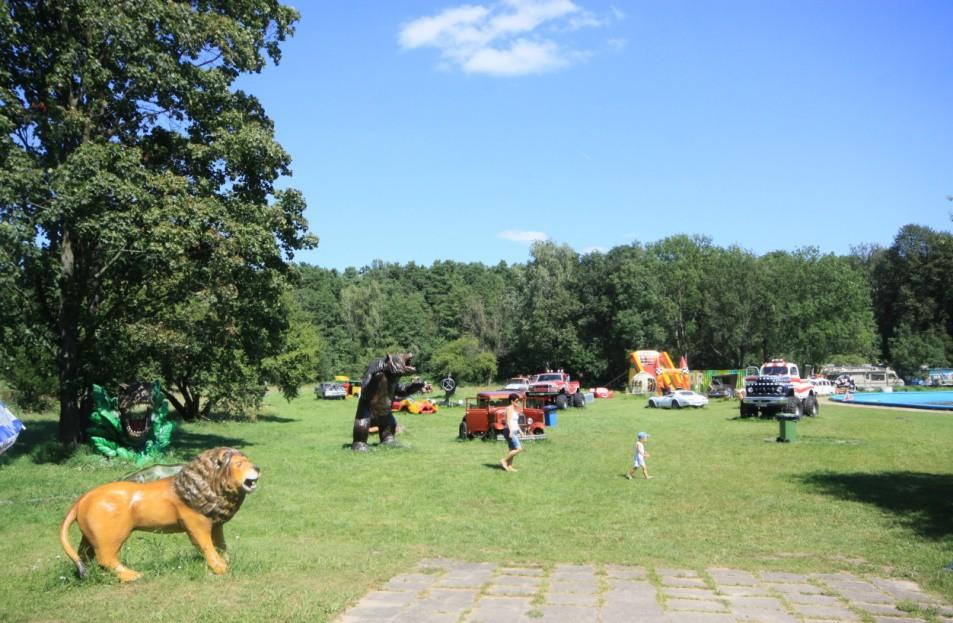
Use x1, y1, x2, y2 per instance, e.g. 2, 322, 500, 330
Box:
59, 502, 87, 579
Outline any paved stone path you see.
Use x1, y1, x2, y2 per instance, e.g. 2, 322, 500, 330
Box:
335, 559, 953, 623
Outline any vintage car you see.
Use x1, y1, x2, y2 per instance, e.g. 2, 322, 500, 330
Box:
459, 390, 546, 440
647, 390, 709, 409
315, 382, 347, 400
503, 376, 531, 392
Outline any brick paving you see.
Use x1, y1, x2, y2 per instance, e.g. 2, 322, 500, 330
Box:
334, 559, 953, 622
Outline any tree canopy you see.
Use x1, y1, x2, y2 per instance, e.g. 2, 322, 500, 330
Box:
292, 234, 892, 386
0, 0, 315, 443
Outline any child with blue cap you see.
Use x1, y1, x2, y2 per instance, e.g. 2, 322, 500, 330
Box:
625, 432, 652, 480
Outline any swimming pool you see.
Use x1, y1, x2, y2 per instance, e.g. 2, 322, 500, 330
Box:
830, 391, 953, 410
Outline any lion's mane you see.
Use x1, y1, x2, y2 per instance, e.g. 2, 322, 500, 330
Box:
172, 447, 247, 524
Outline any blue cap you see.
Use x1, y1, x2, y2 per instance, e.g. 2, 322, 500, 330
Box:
637, 432, 649, 439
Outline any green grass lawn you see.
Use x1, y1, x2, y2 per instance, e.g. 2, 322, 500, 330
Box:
1, 391, 951, 622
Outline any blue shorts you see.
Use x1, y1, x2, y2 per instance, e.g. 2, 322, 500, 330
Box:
508, 431, 522, 450
633, 454, 646, 468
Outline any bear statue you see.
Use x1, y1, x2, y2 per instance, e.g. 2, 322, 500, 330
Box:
352, 353, 428, 452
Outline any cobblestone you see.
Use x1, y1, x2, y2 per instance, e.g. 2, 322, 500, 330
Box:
332, 560, 950, 622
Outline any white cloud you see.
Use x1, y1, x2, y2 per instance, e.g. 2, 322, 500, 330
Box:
399, 0, 619, 76
464, 39, 567, 76
498, 229, 550, 243
607, 37, 627, 52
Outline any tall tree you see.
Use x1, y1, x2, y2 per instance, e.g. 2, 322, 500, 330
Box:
508, 242, 591, 376
0, 1, 313, 443
872, 225, 953, 372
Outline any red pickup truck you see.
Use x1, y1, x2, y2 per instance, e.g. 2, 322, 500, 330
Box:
529, 370, 583, 409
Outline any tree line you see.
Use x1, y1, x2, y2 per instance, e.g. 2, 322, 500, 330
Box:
294, 225, 953, 388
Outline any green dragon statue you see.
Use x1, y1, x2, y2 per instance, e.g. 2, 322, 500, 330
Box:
87, 382, 176, 464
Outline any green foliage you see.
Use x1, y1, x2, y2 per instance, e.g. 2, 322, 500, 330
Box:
873, 225, 953, 375
290, 232, 920, 387
262, 301, 325, 401
0, 0, 314, 439
430, 335, 497, 383
0, 340, 57, 411
508, 241, 589, 375
888, 326, 950, 378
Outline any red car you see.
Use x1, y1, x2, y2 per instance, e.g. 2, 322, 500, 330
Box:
459, 390, 546, 440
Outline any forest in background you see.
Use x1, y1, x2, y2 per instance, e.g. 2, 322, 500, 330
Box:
294, 223, 953, 387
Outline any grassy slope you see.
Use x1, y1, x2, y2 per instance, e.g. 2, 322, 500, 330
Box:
0, 392, 950, 622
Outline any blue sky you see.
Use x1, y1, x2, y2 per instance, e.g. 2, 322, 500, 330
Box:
239, 0, 953, 270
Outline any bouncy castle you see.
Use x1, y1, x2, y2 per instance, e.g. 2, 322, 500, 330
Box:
627, 350, 691, 395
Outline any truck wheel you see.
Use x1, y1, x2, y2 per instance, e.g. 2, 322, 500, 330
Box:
572, 392, 584, 408
785, 397, 804, 417
459, 421, 469, 440
555, 394, 569, 410
803, 395, 819, 417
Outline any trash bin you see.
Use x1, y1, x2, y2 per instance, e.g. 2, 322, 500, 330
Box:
776, 413, 799, 443
543, 405, 557, 427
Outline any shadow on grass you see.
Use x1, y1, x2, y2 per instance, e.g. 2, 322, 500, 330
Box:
1, 418, 67, 464
174, 428, 254, 453
799, 471, 953, 539
254, 414, 297, 423
482, 462, 506, 471
0, 418, 253, 466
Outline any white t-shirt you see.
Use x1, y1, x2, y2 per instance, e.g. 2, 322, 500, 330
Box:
505, 405, 520, 433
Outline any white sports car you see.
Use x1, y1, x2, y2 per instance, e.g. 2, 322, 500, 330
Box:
647, 390, 709, 409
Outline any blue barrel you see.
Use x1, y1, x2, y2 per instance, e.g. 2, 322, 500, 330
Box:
543, 405, 557, 427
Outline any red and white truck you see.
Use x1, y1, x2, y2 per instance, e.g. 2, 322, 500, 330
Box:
740, 359, 819, 418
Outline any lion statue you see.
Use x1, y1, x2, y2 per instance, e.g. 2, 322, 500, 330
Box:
59, 447, 259, 582
352, 353, 428, 451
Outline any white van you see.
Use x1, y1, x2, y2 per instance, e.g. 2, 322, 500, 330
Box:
809, 378, 834, 395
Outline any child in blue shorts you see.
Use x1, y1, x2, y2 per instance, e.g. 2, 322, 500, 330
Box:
625, 432, 652, 480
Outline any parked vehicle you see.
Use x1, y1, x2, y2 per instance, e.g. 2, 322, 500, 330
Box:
315, 382, 347, 400
809, 378, 835, 396
740, 359, 818, 418
459, 390, 546, 440
647, 390, 709, 409
503, 376, 531, 392
926, 368, 953, 386
528, 369, 583, 409
706, 381, 733, 398
821, 364, 904, 391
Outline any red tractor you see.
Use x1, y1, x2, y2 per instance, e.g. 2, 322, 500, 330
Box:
459, 390, 546, 440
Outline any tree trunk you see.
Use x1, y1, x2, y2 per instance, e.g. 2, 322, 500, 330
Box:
167, 380, 201, 421
57, 227, 83, 447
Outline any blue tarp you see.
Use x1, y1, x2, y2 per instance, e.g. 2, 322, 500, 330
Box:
0, 402, 24, 455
